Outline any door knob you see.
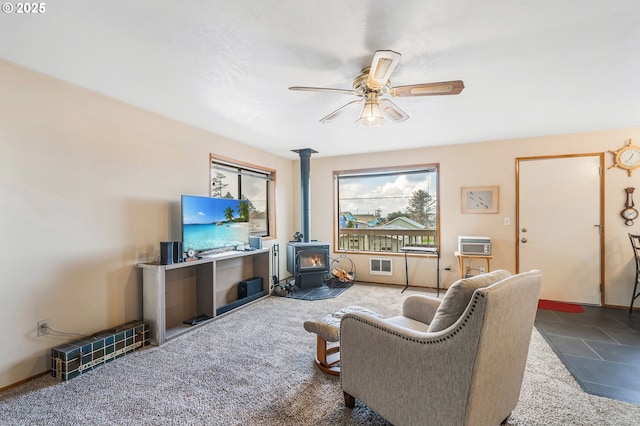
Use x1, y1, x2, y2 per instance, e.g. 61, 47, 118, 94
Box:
521, 238, 527, 243
521, 228, 528, 233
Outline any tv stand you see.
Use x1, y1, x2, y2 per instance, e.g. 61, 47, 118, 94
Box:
138, 248, 270, 345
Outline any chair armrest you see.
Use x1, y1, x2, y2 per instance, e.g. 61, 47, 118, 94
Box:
402, 294, 441, 325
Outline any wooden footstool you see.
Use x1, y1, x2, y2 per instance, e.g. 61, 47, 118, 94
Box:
303, 306, 380, 376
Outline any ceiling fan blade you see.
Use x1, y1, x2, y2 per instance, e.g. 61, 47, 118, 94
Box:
289, 86, 359, 96
389, 80, 465, 97
319, 99, 363, 123
366, 50, 401, 91
378, 99, 409, 122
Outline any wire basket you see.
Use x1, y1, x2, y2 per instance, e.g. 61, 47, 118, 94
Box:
327, 255, 356, 287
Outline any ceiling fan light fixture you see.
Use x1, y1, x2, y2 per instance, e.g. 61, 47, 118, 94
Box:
356, 96, 385, 127
289, 50, 464, 125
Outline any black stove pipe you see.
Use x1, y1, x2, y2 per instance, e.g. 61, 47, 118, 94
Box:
292, 148, 317, 243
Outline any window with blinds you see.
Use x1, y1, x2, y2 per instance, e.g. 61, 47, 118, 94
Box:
210, 155, 275, 238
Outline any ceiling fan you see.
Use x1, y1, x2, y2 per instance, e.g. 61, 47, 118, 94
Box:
289, 50, 464, 127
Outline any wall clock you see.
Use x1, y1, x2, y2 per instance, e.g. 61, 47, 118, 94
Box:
608, 139, 640, 176
621, 187, 639, 226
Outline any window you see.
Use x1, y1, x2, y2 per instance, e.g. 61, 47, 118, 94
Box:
335, 164, 439, 253
210, 154, 276, 238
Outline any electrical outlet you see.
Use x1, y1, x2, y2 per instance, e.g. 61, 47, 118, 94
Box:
37, 319, 49, 337
479, 267, 485, 273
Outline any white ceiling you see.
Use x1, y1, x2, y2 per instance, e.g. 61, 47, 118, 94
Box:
1, 0, 639, 159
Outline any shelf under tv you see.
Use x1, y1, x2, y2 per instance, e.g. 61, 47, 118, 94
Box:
138, 248, 270, 345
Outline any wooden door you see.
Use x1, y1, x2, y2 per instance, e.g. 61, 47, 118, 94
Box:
516, 154, 604, 305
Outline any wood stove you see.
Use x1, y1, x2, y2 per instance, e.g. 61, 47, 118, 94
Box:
286, 242, 330, 289
288, 148, 330, 288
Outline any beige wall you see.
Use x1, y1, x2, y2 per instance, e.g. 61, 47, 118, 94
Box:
301, 128, 640, 307
0, 61, 295, 388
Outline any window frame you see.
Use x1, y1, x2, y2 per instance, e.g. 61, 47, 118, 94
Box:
210, 154, 276, 239
333, 163, 440, 255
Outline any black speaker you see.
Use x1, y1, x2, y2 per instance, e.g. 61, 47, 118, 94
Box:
238, 277, 263, 299
173, 241, 183, 263
160, 242, 173, 265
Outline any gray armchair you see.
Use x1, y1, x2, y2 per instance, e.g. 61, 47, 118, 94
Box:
340, 270, 542, 426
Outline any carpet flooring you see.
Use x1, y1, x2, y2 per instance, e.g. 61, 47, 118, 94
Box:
2, 283, 640, 425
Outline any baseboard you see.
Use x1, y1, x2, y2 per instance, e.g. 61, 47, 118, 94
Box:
0, 370, 49, 392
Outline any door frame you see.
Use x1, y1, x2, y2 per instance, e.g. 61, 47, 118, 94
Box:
515, 153, 605, 305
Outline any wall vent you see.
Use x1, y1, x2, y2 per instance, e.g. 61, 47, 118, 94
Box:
370, 258, 393, 275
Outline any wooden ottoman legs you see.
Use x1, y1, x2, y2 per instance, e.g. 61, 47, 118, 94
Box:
304, 306, 381, 376
315, 335, 341, 376
344, 391, 356, 408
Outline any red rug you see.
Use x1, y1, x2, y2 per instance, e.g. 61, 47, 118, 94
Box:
538, 299, 584, 313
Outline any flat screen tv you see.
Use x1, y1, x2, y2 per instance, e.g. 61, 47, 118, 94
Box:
181, 195, 250, 255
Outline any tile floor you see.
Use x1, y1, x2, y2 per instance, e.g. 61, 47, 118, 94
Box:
535, 306, 640, 404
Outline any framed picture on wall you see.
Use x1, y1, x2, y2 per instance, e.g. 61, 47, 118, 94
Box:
461, 186, 499, 213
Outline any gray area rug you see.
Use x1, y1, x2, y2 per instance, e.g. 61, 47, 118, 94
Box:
284, 281, 353, 301
2, 283, 640, 425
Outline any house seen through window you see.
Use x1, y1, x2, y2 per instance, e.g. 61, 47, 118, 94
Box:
210, 155, 275, 238
335, 164, 439, 253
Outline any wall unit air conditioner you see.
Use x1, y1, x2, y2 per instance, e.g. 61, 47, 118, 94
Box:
458, 236, 492, 255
